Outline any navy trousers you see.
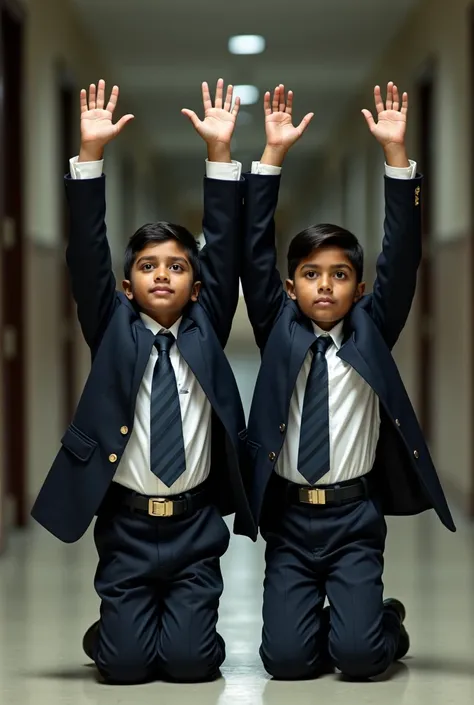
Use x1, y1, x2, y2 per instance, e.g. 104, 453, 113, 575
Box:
92, 488, 229, 684
260, 481, 401, 680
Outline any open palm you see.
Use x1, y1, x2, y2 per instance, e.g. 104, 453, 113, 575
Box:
182, 80, 239, 144
265, 85, 313, 150
80, 81, 134, 148
362, 83, 407, 147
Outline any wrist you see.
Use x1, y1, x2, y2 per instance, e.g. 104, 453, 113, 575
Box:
383, 144, 409, 168
260, 145, 288, 167
207, 142, 231, 163
79, 144, 104, 163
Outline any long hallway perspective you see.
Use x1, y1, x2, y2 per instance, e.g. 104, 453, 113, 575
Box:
1, 507, 472, 704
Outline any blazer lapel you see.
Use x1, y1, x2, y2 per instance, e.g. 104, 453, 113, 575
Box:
131, 319, 155, 402
177, 316, 217, 410
338, 333, 388, 402
288, 316, 317, 406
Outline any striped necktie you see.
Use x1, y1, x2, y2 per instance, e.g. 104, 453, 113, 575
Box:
297, 335, 333, 485
150, 332, 186, 486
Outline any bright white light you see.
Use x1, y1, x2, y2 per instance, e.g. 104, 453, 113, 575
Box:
233, 85, 259, 106
228, 35, 266, 55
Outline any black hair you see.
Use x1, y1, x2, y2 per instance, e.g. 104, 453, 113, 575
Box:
123, 222, 201, 281
287, 223, 364, 282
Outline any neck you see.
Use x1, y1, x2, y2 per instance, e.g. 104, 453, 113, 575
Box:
312, 318, 344, 332
143, 310, 182, 330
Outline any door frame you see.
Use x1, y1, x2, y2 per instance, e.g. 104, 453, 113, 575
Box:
0, 0, 27, 549
415, 58, 436, 444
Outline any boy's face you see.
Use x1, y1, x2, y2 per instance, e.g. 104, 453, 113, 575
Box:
122, 240, 200, 328
286, 245, 365, 331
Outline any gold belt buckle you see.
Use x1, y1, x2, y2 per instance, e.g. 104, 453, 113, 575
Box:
148, 498, 174, 517
301, 487, 326, 505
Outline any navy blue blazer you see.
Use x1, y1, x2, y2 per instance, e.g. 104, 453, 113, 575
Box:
32, 174, 256, 543
236, 172, 455, 535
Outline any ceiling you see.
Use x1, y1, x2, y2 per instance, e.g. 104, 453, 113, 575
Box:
70, 0, 418, 212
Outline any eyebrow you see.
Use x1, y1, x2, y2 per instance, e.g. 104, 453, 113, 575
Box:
301, 262, 353, 271
136, 255, 190, 267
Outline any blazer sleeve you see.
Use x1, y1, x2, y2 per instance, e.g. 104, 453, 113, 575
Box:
240, 172, 286, 351
198, 176, 244, 347
64, 174, 118, 352
369, 175, 423, 349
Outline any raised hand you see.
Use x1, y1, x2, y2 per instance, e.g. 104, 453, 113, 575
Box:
79, 80, 134, 161
181, 79, 239, 161
362, 83, 408, 159
265, 85, 313, 149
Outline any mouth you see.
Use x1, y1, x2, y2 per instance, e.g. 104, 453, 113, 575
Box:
314, 297, 335, 307
150, 286, 174, 296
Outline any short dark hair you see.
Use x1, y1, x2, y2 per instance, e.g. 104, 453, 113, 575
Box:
124, 222, 201, 281
287, 223, 364, 282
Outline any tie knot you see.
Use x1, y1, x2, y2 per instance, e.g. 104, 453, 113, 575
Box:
154, 332, 174, 354
314, 335, 333, 355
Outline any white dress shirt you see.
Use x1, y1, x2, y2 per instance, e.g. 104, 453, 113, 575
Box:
114, 315, 212, 496
69, 154, 277, 496
276, 321, 381, 485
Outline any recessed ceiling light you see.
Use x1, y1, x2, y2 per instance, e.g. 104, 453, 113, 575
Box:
233, 85, 259, 106
228, 35, 265, 55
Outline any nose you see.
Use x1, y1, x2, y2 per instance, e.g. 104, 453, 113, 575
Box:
318, 274, 332, 292
154, 265, 170, 281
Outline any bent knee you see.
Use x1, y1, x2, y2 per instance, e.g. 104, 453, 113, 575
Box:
161, 642, 223, 683
260, 643, 319, 680
330, 640, 386, 679
97, 642, 156, 684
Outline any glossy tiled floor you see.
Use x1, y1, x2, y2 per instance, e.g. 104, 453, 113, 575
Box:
1, 505, 474, 704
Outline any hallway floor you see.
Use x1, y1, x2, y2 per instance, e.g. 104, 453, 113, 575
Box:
1, 506, 473, 704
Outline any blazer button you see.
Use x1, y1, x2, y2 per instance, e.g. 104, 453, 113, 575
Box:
120, 426, 129, 435
109, 453, 118, 463
395, 419, 401, 427
279, 423, 286, 433
268, 452, 276, 462
413, 450, 419, 459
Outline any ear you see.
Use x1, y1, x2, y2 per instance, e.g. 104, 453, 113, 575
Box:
122, 279, 134, 300
286, 278, 297, 301
354, 281, 366, 302
190, 280, 201, 302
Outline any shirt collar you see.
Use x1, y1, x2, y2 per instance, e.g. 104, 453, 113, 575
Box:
311, 319, 344, 350
140, 312, 182, 339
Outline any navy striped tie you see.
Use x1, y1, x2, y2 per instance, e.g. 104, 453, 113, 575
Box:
150, 333, 186, 486
297, 335, 333, 485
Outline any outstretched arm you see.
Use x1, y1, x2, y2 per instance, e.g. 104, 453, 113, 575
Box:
362, 82, 422, 349
182, 79, 242, 344
242, 86, 314, 350
65, 81, 134, 351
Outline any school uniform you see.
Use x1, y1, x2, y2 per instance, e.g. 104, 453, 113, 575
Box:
31, 157, 255, 683
236, 159, 455, 679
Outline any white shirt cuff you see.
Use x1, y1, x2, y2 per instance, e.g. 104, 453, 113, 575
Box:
205, 159, 242, 181
251, 161, 282, 176
384, 159, 417, 180
69, 155, 104, 180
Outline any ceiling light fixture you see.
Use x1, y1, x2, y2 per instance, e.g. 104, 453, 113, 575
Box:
233, 85, 259, 106
228, 35, 266, 55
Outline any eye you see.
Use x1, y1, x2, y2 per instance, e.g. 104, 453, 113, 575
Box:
334, 271, 347, 280
305, 271, 317, 279
142, 263, 154, 271
170, 263, 183, 272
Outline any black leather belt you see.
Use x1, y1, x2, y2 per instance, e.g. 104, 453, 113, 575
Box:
114, 483, 210, 518
285, 476, 368, 507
